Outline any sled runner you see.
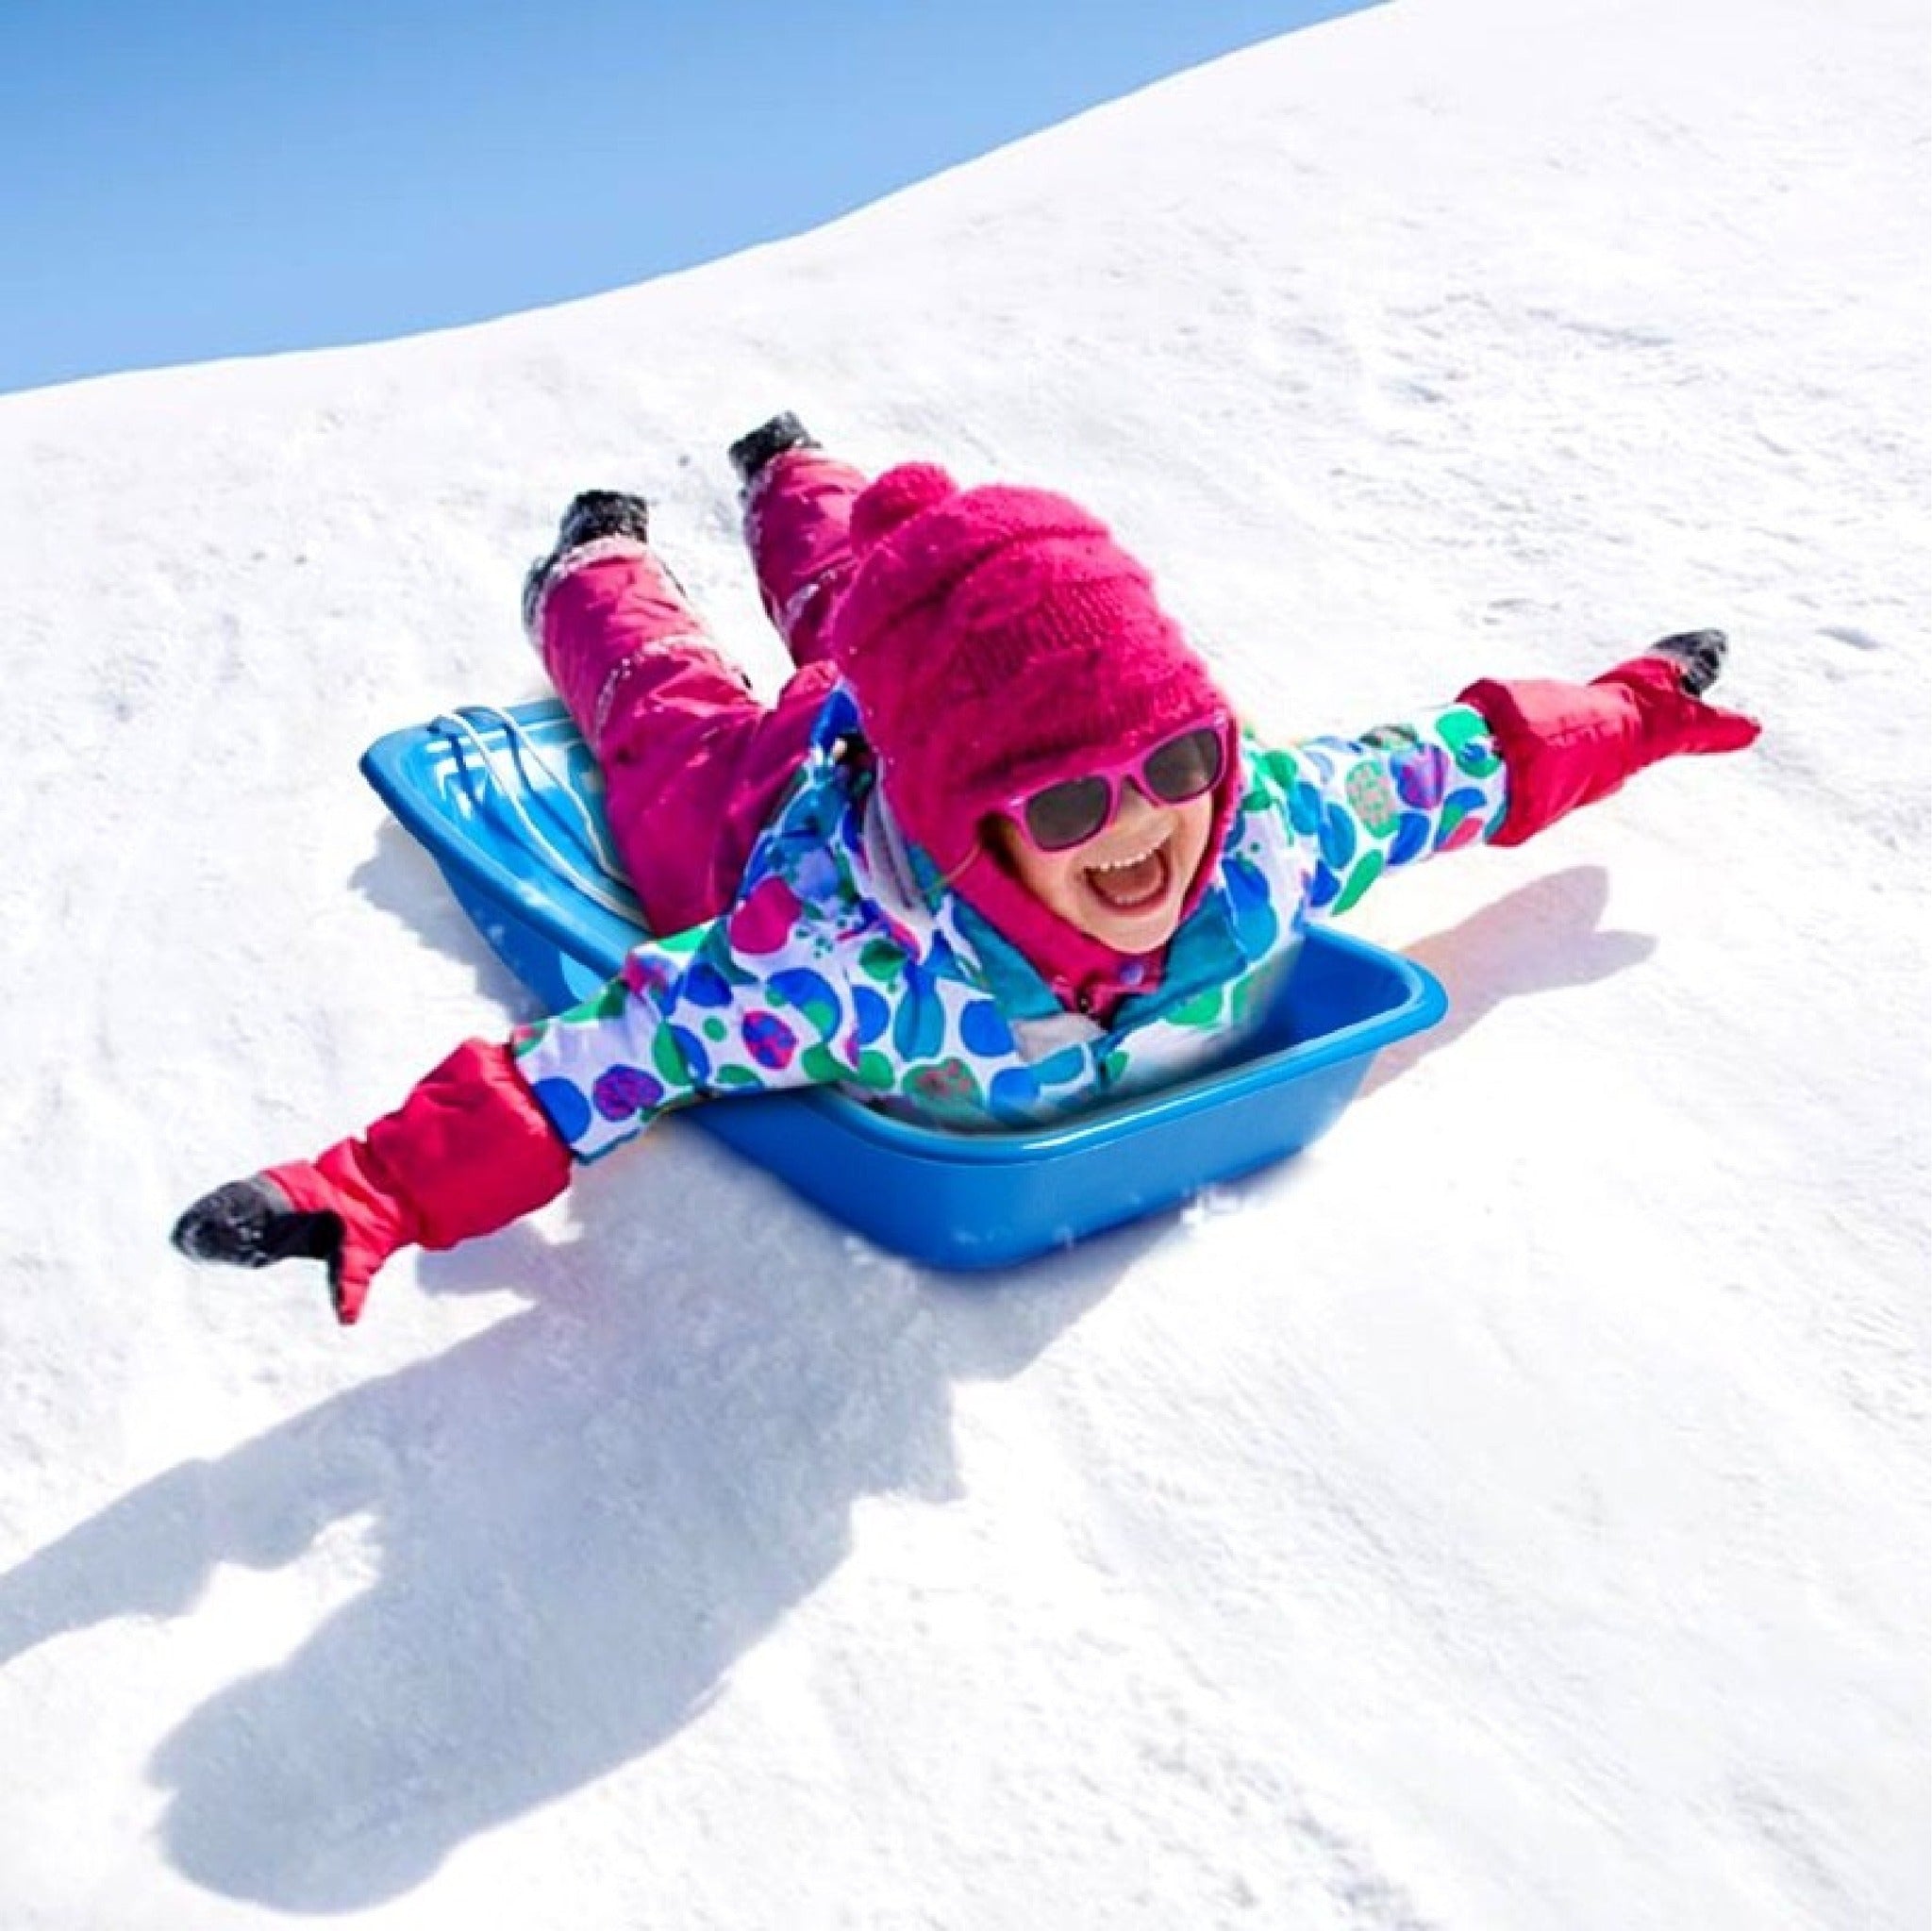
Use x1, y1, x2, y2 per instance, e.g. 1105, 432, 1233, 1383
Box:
360, 702, 1447, 1269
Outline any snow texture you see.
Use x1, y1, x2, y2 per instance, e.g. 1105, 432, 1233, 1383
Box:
1, 0, 1926, 1924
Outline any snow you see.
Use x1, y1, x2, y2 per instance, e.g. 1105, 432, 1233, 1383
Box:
1, 0, 1925, 1923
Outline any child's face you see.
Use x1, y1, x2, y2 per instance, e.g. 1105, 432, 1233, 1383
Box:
991, 781, 1216, 954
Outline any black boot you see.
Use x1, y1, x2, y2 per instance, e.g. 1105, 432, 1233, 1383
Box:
522, 490, 652, 630
728, 412, 818, 491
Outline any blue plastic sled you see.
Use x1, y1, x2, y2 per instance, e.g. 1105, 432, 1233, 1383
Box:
360, 701, 1447, 1270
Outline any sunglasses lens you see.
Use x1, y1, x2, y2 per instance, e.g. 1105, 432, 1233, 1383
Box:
1141, 725, 1224, 803
1023, 775, 1112, 852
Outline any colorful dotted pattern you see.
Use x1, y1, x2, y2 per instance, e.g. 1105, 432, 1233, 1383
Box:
513, 689, 1508, 1159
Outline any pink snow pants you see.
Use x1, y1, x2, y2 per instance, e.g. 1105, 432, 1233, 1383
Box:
533, 451, 866, 937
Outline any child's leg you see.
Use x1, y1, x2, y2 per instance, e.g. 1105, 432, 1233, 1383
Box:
536, 541, 837, 935
742, 450, 872, 669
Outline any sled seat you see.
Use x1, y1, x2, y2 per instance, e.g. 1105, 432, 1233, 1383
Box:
361, 701, 1446, 1270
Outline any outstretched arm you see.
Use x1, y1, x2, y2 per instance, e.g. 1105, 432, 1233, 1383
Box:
1459, 630, 1759, 845
171, 1040, 573, 1325
1267, 630, 1758, 922
171, 887, 881, 1323
1258, 698, 1509, 920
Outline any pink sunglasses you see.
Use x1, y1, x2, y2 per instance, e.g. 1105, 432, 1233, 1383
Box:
1003, 714, 1229, 853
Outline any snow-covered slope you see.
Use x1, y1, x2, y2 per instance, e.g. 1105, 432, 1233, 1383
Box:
1, 0, 1925, 1924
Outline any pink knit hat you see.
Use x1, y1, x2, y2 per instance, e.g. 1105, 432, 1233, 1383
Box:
830, 462, 1240, 1001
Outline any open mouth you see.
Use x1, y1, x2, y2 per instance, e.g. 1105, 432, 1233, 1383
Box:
1082, 834, 1174, 913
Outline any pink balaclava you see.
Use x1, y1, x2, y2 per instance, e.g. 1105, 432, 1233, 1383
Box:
829, 462, 1240, 1010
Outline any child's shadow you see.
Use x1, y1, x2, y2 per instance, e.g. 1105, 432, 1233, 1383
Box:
352, 820, 541, 1016
1359, 865, 1655, 1097
0, 1152, 1141, 1913
0, 852, 1644, 1914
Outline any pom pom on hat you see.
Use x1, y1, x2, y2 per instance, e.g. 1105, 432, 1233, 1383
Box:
849, 462, 957, 553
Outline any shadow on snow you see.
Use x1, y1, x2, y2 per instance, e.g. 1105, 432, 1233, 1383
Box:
0, 862, 1643, 1911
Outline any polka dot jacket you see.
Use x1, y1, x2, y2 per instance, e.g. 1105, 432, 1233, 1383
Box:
511, 685, 1509, 1158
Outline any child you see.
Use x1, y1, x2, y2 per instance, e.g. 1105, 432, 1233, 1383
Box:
172, 414, 1759, 1323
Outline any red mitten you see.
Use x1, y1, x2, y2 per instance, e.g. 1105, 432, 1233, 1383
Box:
175, 1039, 572, 1323
1460, 630, 1760, 847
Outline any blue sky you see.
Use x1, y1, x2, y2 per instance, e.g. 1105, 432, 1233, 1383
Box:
0, 1, 1374, 397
